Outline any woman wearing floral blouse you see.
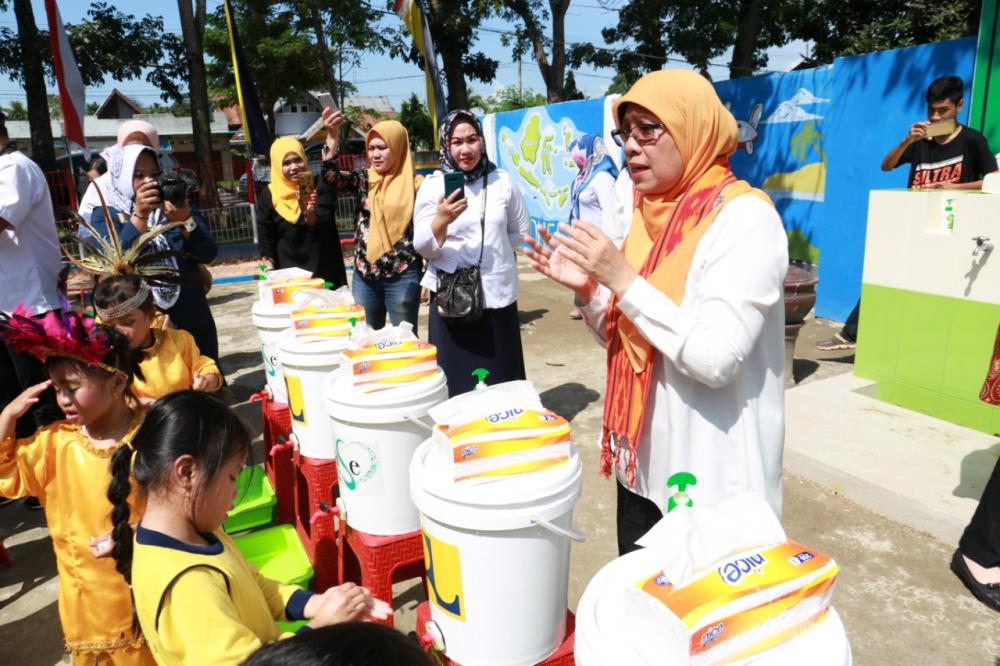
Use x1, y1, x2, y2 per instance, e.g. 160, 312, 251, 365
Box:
321, 109, 423, 332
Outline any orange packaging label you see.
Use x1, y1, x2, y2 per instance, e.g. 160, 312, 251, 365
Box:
270, 279, 325, 304
343, 340, 437, 375
291, 304, 365, 337
637, 541, 837, 629
451, 429, 571, 463
438, 409, 568, 443
454, 455, 571, 483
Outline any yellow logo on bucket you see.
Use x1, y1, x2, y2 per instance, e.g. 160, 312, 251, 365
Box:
422, 530, 465, 622
285, 374, 307, 425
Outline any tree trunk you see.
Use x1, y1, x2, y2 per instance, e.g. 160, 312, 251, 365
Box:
14, 0, 55, 169
441, 52, 469, 111
730, 0, 764, 78
177, 0, 220, 207
310, 0, 339, 99
546, 0, 569, 103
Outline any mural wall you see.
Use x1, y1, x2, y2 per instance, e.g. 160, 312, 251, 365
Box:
479, 37, 979, 321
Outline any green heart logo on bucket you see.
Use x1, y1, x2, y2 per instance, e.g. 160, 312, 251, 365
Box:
335, 438, 380, 491
262, 343, 278, 377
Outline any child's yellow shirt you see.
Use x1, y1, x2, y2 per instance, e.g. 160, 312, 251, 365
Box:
133, 328, 221, 401
131, 526, 313, 666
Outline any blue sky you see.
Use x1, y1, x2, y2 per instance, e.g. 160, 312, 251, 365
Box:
0, 0, 810, 109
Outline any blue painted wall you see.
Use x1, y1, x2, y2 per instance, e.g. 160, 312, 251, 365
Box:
480, 37, 979, 321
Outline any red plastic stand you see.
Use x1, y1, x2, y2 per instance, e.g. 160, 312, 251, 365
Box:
337, 522, 427, 627
250, 390, 295, 523
0, 540, 12, 567
414, 601, 576, 665
293, 450, 341, 592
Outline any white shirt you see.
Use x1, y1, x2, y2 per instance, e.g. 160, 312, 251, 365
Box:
582, 195, 788, 517
0, 150, 62, 315
612, 169, 634, 248
574, 170, 620, 244
414, 169, 531, 309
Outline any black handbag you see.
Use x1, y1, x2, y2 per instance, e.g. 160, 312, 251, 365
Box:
436, 174, 488, 323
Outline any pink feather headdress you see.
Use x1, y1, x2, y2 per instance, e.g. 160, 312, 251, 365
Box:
0, 305, 116, 372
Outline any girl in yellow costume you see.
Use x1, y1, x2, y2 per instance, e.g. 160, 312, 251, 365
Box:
107, 391, 391, 665
0, 308, 153, 664
94, 274, 222, 403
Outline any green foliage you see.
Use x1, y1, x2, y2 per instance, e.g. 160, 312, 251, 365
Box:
85, 101, 100, 115
398, 93, 435, 150
47, 94, 62, 119
472, 85, 547, 113
0, 2, 185, 103
2, 100, 27, 120
563, 71, 585, 101
789, 0, 981, 65
605, 70, 637, 96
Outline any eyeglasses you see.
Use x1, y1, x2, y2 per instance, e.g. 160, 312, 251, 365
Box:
610, 123, 666, 147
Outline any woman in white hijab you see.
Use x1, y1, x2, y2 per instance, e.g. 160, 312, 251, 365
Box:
86, 145, 221, 360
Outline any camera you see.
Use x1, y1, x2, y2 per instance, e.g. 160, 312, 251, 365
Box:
157, 175, 188, 207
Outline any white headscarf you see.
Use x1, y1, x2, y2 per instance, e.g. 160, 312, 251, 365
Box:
112, 145, 181, 311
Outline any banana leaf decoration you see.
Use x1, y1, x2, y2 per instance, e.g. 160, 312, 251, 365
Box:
65, 178, 198, 288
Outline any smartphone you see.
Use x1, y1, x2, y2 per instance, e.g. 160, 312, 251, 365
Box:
316, 92, 339, 113
925, 118, 956, 138
443, 171, 465, 201
298, 171, 316, 197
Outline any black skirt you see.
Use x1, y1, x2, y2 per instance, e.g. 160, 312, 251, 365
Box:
428, 295, 527, 397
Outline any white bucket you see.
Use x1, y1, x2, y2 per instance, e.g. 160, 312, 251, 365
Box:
324, 369, 447, 535
410, 440, 584, 666
276, 329, 349, 459
574, 547, 852, 666
251, 300, 293, 403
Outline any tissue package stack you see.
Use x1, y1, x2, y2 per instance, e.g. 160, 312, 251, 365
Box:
625, 541, 839, 664
259, 277, 326, 307
340, 339, 439, 393
433, 406, 572, 484
291, 303, 366, 339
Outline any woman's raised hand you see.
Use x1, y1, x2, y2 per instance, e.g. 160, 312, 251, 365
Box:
0, 380, 52, 444
523, 227, 596, 298
436, 190, 468, 226
322, 108, 346, 157
552, 220, 637, 298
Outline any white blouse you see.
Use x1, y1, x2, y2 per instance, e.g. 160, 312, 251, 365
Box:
414, 169, 531, 310
581, 194, 788, 517
574, 170, 620, 243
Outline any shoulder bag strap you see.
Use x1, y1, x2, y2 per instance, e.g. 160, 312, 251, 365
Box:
154, 564, 232, 631
476, 173, 488, 267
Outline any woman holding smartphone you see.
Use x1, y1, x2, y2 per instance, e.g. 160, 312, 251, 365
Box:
321, 110, 423, 329
256, 137, 347, 288
414, 110, 531, 396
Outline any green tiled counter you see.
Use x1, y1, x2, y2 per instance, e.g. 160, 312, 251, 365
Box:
854, 190, 1000, 434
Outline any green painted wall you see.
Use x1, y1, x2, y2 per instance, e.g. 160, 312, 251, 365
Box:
855, 284, 1000, 435
970, 0, 1000, 149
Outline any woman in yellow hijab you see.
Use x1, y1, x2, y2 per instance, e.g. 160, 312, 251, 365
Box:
525, 69, 789, 554
320, 111, 424, 331
255, 136, 348, 288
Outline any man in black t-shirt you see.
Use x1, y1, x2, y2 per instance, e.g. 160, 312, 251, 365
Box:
817, 76, 999, 353
882, 75, 998, 189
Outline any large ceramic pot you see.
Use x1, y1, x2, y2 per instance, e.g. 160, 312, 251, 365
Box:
784, 264, 819, 325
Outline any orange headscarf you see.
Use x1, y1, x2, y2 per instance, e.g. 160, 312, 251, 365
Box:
267, 137, 306, 224
365, 121, 422, 262
602, 69, 773, 485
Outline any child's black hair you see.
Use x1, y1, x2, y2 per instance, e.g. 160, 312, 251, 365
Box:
88, 155, 108, 175
107, 391, 253, 589
926, 76, 964, 105
241, 622, 432, 666
93, 274, 157, 318
45, 324, 144, 386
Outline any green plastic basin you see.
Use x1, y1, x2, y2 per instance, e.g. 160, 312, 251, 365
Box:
223, 464, 276, 534
232, 524, 314, 590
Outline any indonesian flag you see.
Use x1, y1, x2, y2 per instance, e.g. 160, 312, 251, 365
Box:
44, 0, 88, 158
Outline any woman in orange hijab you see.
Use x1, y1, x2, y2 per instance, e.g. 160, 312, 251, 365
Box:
255, 136, 347, 288
320, 111, 424, 331
525, 70, 789, 554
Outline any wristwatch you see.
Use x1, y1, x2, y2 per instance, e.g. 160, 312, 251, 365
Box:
181, 217, 197, 233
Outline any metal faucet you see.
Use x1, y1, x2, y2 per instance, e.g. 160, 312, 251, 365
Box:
972, 236, 994, 256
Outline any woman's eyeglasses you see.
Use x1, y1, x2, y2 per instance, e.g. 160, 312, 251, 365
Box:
610, 123, 666, 147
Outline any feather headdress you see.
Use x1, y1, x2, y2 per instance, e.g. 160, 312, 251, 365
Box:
67, 178, 193, 288
0, 305, 117, 373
